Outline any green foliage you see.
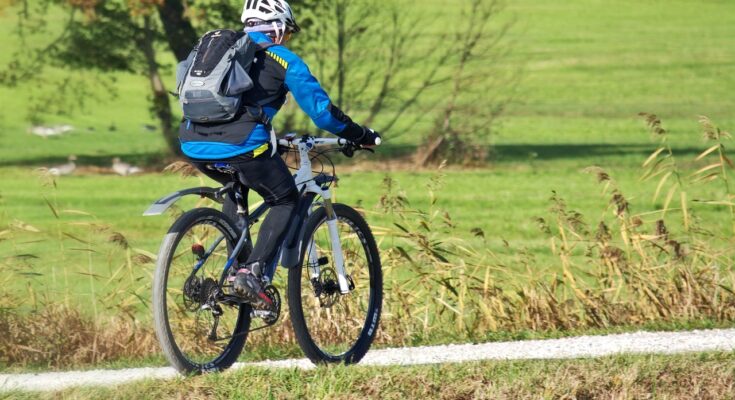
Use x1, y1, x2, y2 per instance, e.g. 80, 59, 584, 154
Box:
184, 0, 241, 30
2, 0, 734, 156
57, 3, 143, 73
0, 0, 195, 153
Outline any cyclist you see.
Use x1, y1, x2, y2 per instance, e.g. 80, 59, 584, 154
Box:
179, 0, 380, 309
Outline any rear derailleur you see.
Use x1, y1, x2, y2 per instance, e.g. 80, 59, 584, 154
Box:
183, 274, 223, 316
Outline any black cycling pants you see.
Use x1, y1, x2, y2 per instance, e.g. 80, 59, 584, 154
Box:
189, 152, 298, 277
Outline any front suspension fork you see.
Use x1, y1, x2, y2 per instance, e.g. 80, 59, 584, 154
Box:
323, 199, 350, 294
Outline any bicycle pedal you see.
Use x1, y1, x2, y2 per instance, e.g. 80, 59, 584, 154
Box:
251, 309, 274, 319
251, 308, 278, 325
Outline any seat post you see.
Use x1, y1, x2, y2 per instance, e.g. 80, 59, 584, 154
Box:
209, 162, 249, 225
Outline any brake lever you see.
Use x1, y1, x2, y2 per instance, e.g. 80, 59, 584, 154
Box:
341, 143, 376, 158
341, 144, 356, 158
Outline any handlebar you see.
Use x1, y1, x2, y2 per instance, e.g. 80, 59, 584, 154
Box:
277, 134, 381, 157
277, 135, 348, 147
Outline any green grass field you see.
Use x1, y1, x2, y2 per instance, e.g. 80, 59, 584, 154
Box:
1, 0, 734, 304
1, 151, 731, 311
2, 0, 734, 163
1, 0, 734, 370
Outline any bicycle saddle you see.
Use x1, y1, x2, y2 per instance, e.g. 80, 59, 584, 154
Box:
206, 163, 238, 175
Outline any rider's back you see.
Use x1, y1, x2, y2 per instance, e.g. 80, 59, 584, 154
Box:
180, 32, 365, 161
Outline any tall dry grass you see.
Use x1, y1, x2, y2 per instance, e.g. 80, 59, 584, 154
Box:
0, 172, 161, 368
371, 114, 735, 343
0, 305, 158, 367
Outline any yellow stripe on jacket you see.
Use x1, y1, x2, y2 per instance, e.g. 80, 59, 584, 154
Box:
252, 143, 270, 158
266, 51, 289, 69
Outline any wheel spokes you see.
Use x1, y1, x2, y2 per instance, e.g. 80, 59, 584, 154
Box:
166, 221, 241, 365
301, 217, 372, 357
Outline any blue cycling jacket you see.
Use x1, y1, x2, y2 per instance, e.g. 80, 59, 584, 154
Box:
181, 32, 363, 160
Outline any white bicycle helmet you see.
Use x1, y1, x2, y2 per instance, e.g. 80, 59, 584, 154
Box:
241, 0, 301, 35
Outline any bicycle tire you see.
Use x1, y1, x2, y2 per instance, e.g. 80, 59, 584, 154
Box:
153, 207, 251, 374
287, 204, 382, 365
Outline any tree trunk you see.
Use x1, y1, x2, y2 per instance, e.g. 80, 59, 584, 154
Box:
335, 0, 346, 108
141, 16, 181, 156
415, 135, 445, 167
157, 0, 199, 61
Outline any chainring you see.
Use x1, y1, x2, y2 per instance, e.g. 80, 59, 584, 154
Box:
262, 285, 281, 325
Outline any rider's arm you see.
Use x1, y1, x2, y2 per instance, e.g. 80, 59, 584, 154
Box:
282, 55, 366, 142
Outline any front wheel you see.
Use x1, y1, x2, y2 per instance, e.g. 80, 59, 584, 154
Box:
288, 204, 382, 365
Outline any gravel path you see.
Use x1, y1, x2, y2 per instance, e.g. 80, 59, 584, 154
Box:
2, 328, 733, 393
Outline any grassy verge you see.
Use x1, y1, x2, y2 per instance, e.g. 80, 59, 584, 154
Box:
1, 137, 732, 304
5, 352, 734, 400
1, 312, 729, 374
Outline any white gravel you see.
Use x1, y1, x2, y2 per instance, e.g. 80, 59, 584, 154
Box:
1, 328, 733, 393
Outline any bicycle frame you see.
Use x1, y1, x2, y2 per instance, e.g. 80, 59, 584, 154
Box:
145, 135, 354, 294
280, 135, 352, 294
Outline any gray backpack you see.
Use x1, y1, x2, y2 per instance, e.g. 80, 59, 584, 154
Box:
176, 30, 272, 123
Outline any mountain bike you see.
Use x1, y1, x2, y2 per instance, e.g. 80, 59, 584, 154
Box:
144, 134, 382, 374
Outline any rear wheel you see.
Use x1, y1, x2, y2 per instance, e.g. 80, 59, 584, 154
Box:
287, 204, 382, 365
153, 208, 251, 374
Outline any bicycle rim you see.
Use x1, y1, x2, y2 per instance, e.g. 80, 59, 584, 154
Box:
298, 211, 377, 358
162, 215, 245, 367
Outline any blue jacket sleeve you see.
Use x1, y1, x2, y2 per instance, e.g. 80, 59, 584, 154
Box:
285, 58, 344, 133
281, 53, 365, 140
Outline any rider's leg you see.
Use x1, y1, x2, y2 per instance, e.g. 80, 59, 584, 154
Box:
227, 153, 296, 307
235, 153, 298, 277
187, 152, 296, 307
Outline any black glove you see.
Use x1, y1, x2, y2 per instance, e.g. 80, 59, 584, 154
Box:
357, 127, 381, 146
329, 104, 381, 145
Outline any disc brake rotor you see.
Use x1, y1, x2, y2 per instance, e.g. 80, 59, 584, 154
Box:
315, 267, 340, 308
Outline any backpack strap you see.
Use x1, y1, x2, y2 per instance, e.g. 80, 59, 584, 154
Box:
244, 105, 273, 127
257, 42, 278, 51
239, 41, 282, 128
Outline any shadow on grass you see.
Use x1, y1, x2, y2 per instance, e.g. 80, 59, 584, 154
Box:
489, 143, 703, 161
0, 153, 169, 169
365, 143, 704, 163
0, 143, 706, 168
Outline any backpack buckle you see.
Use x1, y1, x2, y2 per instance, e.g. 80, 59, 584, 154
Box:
245, 106, 271, 126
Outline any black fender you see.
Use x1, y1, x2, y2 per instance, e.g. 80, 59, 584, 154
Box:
142, 187, 226, 216
280, 192, 317, 269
